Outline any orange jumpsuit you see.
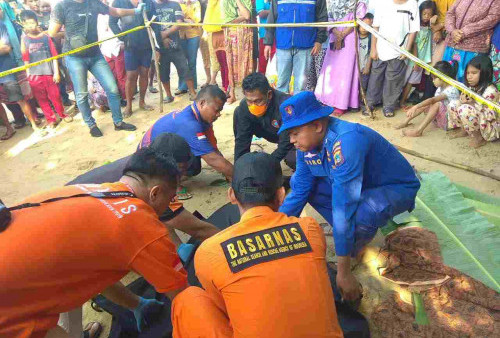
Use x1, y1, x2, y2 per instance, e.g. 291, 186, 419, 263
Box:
172, 206, 343, 337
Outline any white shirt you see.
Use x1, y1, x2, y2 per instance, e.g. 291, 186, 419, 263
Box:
373, 0, 420, 61
97, 14, 124, 58
435, 86, 460, 107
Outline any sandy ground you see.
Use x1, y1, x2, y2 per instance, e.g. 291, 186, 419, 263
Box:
1, 66, 499, 336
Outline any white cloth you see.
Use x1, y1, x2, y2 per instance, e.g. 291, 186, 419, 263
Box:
98, 14, 123, 58
58, 307, 83, 338
373, 0, 420, 61
435, 85, 460, 107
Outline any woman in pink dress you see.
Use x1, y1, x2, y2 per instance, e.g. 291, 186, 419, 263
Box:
315, 1, 367, 116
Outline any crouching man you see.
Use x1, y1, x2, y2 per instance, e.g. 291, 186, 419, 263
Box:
171, 152, 343, 337
0, 148, 187, 337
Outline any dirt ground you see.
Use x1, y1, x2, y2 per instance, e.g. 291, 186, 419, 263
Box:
1, 68, 499, 336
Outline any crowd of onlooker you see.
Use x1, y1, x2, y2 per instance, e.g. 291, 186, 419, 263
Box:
0, 0, 498, 147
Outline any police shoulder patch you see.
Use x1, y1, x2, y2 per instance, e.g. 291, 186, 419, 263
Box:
220, 223, 312, 273
332, 146, 344, 168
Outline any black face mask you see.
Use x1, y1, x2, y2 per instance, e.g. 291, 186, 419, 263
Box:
0, 200, 11, 233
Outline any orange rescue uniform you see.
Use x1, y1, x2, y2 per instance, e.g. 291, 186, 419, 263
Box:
0, 183, 187, 338
172, 206, 343, 337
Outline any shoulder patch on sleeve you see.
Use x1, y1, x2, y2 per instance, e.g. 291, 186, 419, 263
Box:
220, 223, 312, 273
331, 141, 344, 169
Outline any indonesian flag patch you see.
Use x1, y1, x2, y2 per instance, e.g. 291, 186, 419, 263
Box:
197, 132, 207, 140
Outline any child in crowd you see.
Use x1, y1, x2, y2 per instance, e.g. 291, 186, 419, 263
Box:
38, 0, 51, 31
358, 13, 373, 98
448, 55, 499, 148
396, 60, 460, 136
400, 1, 435, 108
0, 20, 40, 138
365, 0, 420, 117
20, 10, 72, 129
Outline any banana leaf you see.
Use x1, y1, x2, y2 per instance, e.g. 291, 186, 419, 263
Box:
403, 172, 500, 292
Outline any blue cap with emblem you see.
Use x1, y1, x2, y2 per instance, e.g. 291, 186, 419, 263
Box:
278, 91, 333, 134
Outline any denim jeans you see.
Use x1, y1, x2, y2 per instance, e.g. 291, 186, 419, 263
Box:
178, 36, 200, 91
65, 53, 122, 128
276, 47, 312, 94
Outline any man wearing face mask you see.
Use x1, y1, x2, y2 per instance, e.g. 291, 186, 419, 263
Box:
233, 72, 296, 169
139, 85, 233, 187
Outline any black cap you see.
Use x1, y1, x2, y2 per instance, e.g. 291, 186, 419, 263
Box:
232, 152, 283, 203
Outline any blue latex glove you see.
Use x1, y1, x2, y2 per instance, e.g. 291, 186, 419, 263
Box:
177, 243, 195, 264
133, 297, 164, 332
134, 2, 146, 15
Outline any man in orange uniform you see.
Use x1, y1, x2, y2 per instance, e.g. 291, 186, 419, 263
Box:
0, 148, 188, 338
171, 152, 343, 337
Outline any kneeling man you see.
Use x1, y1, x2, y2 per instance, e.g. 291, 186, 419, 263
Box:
171, 152, 343, 337
278, 92, 421, 302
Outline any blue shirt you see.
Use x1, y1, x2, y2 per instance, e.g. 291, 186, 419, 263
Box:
256, 0, 271, 39
0, 22, 16, 84
139, 103, 217, 157
279, 118, 419, 256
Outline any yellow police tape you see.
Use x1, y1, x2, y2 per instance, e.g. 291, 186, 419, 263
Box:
0, 20, 354, 79
152, 20, 356, 28
356, 19, 500, 114
2, 17, 498, 116
0, 25, 146, 79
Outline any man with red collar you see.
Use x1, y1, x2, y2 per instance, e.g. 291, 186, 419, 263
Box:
139, 85, 233, 190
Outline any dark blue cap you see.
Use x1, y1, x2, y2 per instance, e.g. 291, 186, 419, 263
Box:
278, 92, 333, 134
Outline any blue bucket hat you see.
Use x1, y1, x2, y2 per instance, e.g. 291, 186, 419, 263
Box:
278, 92, 333, 134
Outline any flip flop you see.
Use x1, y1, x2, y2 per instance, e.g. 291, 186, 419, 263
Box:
140, 104, 155, 111
163, 96, 174, 104
82, 322, 102, 338
383, 109, 395, 118
1, 129, 15, 140
210, 178, 228, 187
176, 187, 193, 200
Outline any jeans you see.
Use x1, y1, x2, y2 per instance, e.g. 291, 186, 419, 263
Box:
276, 47, 312, 94
65, 53, 122, 128
178, 36, 200, 91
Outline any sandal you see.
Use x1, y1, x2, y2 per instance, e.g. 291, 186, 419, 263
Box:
163, 96, 174, 104
149, 86, 159, 94
14, 122, 26, 129
332, 108, 346, 117
174, 89, 188, 96
383, 108, 395, 118
176, 187, 193, 200
82, 321, 102, 338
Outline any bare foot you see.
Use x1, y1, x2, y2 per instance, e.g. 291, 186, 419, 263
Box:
139, 103, 155, 111
448, 129, 468, 139
470, 137, 487, 148
402, 128, 422, 137
395, 121, 411, 130
1, 128, 16, 140
227, 94, 236, 104
123, 108, 133, 118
